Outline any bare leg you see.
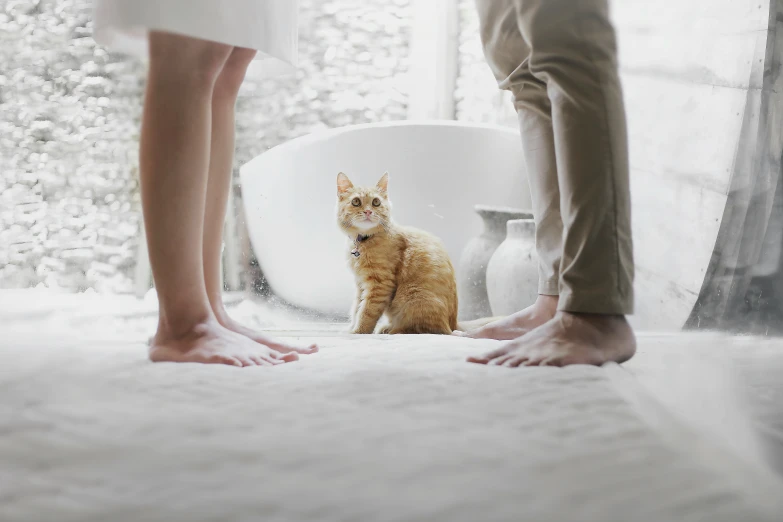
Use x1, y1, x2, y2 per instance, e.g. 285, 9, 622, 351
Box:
202, 47, 316, 355
141, 31, 312, 366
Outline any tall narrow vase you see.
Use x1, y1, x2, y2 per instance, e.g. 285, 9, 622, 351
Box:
486, 218, 539, 316
457, 205, 533, 320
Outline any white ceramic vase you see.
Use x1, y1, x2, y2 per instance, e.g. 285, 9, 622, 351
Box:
457, 206, 533, 320
486, 218, 539, 316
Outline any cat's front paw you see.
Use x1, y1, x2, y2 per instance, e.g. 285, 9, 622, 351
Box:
350, 326, 374, 334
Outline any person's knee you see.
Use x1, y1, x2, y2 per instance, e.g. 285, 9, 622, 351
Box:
148, 31, 233, 89
213, 48, 257, 102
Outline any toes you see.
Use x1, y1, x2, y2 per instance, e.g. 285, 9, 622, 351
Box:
265, 350, 294, 362
270, 341, 318, 355
540, 356, 566, 367
522, 356, 546, 367
251, 355, 276, 366
276, 351, 300, 363
240, 329, 318, 355
466, 353, 490, 364
235, 355, 257, 367
491, 354, 515, 366
504, 356, 528, 368
466, 344, 512, 364
207, 354, 243, 367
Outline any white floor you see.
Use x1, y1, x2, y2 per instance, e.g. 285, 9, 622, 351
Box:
2, 289, 783, 521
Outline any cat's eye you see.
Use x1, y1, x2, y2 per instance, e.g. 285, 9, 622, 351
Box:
351, 197, 361, 207
372, 198, 381, 207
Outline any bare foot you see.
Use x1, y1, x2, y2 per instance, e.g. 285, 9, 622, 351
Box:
457, 295, 558, 340
467, 311, 636, 367
149, 319, 311, 367
214, 310, 318, 356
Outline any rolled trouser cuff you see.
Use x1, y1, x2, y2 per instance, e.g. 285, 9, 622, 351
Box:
557, 288, 634, 316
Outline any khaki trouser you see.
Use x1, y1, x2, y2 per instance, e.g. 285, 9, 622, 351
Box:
476, 0, 634, 314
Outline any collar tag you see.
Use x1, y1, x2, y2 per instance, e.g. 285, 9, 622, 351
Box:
352, 234, 372, 257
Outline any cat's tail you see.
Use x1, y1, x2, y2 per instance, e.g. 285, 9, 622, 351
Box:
455, 316, 503, 334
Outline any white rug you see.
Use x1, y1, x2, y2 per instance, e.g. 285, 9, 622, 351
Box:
2, 291, 783, 521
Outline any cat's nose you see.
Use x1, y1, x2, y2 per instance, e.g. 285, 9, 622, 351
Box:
363, 210, 373, 216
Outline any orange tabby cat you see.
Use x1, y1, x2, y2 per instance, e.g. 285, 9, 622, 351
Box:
336, 172, 460, 335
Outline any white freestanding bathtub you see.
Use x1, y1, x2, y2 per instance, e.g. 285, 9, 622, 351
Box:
240, 121, 531, 316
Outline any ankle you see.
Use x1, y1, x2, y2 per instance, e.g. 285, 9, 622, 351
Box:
534, 295, 559, 314
210, 305, 234, 326
557, 311, 632, 332
156, 310, 218, 341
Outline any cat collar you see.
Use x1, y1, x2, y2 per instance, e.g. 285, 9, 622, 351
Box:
351, 234, 372, 257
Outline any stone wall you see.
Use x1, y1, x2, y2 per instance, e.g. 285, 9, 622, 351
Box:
0, 0, 412, 292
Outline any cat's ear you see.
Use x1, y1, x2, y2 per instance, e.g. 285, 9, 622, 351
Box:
376, 172, 389, 195
337, 172, 354, 196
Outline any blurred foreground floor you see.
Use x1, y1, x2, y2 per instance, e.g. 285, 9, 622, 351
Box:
2, 289, 783, 521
